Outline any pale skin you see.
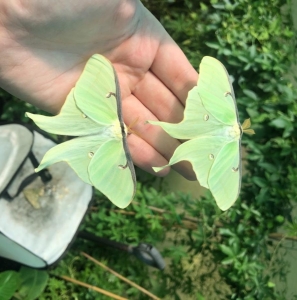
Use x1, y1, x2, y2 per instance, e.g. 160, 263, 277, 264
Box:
0, 0, 198, 180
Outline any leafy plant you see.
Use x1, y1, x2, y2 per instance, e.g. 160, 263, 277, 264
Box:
0, 271, 20, 300
0, 267, 48, 300
1, 0, 297, 299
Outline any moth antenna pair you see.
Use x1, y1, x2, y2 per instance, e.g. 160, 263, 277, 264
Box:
241, 118, 255, 135
127, 117, 141, 137
223, 91, 255, 136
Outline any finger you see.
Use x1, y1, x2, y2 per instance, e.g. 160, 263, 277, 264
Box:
127, 133, 170, 177
123, 92, 179, 159
122, 93, 195, 179
151, 36, 198, 105
129, 70, 196, 180
128, 133, 196, 180
132, 70, 185, 123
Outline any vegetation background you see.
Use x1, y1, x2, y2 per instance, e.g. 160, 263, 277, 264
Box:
1, 0, 297, 299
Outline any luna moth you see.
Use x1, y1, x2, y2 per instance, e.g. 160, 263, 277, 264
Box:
26, 54, 136, 208
148, 56, 254, 211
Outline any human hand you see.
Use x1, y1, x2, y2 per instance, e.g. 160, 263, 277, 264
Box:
0, 0, 198, 179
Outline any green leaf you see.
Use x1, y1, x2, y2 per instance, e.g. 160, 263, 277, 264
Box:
219, 228, 235, 236
0, 271, 20, 300
275, 215, 284, 223
221, 257, 235, 265
242, 89, 258, 101
205, 42, 220, 49
18, 267, 49, 300
219, 244, 234, 257
258, 162, 277, 173
252, 177, 268, 188
270, 117, 290, 129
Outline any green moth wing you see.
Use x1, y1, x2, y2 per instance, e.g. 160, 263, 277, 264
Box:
153, 136, 231, 189
26, 54, 136, 208
148, 88, 222, 140
198, 57, 238, 125
26, 89, 100, 136
88, 139, 135, 205
74, 55, 119, 126
208, 140, 241, 210
34, 135, 103, 185
149, 56, 254, 211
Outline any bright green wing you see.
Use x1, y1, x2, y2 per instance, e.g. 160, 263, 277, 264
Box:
153, 136, 230, 189
26, 54, 136, 208
26, 89, 100, 136
198, 56, 239, 126
74, 54, 136, 206
153, 136, 241, 210
88, 139, 135, 208
74, 54, 118, 126
148, 87, 223, 140
149, 56, 244, 211
208, 140, 241, 211
35, 135, 106, 184
148, 57, 240, 140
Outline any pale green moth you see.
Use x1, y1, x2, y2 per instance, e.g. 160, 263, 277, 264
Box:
26, 54, 136, 208
148, 56, 254, 211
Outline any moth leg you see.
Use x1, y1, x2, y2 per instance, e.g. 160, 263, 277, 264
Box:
224, 91, 232, 97
118, 162, 128, 169
106, 92, 116, 98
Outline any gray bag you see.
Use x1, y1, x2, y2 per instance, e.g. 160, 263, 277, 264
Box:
0, 123, 93, 268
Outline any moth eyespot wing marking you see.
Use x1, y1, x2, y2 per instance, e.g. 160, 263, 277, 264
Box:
232, 167, 239, 172
209, 154, 214, 160
88, 152, 94, 158
224, 91, 232, 97
204, 114, 209, 121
